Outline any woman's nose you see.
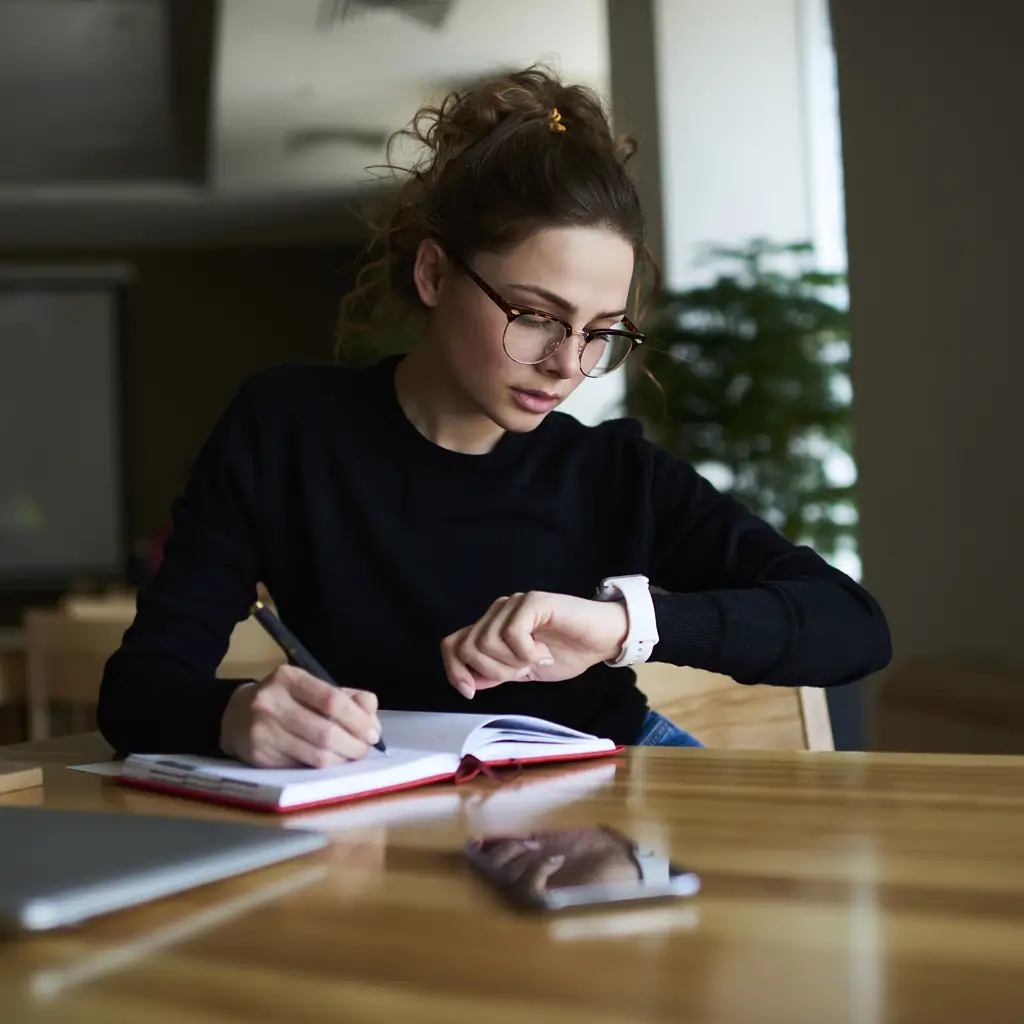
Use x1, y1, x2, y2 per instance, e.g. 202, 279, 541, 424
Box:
544, 331, 584, 378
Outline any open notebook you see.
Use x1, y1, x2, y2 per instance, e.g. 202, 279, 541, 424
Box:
114, 711, 621, 812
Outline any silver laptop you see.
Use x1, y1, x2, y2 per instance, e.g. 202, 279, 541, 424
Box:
0, 807, 327, 932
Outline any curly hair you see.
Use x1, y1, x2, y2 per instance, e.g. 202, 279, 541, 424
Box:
337, 65, 655, 356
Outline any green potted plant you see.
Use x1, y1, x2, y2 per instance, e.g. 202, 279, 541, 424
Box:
629, 239, 856, 562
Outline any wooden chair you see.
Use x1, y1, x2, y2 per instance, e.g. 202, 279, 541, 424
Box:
59, 592, 139, 620
23, 609, 131, 740
23, 603, 285, 741
634, 663, 834, 751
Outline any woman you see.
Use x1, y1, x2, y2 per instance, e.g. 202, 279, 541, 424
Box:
98, 68, 890, 767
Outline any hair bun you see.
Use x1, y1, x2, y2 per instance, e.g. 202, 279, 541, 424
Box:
406, 66, 628, 177
336, 64, 652, 358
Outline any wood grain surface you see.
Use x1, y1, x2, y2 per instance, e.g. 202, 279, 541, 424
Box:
1, 733, 1023, 1024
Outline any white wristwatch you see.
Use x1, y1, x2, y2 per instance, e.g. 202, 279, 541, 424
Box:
594, 574, 659, 668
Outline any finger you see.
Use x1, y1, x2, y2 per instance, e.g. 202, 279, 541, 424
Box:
527, 855, 566, 897
329, 691, 382, 747
275, 728, 354, 769
497, 852, 542, 883
347, 688, 382, 734
237, 739, 296, 769
278, 668, 338, 715
457, 639, 523, 687
488, 840, 532, 869
349, 688, 379, 716
441, 630, 478, 700
464, 598, 525, 675
476, 594, 534, 669
287, 674, 380, 746
459, 602, 526, 683
463, 672, 511, 692
497, 594, 552, 665
252, 701, 357, 767
277, 698, 372, 763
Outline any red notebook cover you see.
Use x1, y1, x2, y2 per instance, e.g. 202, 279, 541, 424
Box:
115, 746, 625, 814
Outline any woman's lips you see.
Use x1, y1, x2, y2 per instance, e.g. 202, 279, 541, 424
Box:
510, 387, 561, 414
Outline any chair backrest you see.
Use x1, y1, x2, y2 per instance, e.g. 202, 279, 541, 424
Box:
22, 602, 286, 739
634, 662, 834, 751
59, 592, 139, 620
24, 609, 132, 705
215, 616, 285, 681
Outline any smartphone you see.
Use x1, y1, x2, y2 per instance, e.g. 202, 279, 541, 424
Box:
465, 826, 700, 912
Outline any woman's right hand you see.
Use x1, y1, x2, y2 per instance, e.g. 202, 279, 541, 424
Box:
219, 665, 382, 768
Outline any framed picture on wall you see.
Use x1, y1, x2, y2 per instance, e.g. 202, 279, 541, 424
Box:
0, 264, 132, 595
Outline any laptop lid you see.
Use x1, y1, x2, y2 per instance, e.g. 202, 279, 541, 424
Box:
0, 807, 327, 932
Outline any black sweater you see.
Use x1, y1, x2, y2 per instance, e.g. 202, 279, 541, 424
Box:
98, 356, 891, 752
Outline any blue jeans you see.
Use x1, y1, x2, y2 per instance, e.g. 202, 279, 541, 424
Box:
636, 710, 704, 747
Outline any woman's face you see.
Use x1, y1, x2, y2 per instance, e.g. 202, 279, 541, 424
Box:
415, 225, 636, 432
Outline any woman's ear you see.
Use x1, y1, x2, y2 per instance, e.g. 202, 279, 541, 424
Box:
412, 239, 450, 309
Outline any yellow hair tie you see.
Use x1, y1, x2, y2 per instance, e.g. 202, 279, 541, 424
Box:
548, 107, 566, 132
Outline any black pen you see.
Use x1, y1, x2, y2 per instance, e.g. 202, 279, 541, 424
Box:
250, 600, 387, 755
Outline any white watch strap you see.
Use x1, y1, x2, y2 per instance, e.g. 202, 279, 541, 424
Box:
594, 574, 659, 668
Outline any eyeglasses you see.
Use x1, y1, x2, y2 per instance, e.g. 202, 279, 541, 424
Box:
456, 258, 644, 378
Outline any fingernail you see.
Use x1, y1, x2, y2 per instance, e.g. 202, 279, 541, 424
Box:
457, 681, 475, 699
537, 657, 554, 666
515, 666, 532, 680
546, 855, 565, 867
365, 729, 381, 745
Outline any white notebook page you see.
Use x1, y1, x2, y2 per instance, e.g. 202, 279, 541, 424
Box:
125, 748, 457, 808
377, 711, 610, 758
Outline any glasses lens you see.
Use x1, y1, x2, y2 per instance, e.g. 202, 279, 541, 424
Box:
503, 314, 567, 365
581, 332, 636, 377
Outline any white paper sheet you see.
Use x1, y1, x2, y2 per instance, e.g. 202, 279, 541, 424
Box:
67, 761, 124, 777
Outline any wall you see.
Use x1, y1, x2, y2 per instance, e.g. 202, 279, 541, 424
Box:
0, 246, 354, 547
124, 249, 353, 541
831, 0, 1024, 732
653, 0, 814, 288
119, 248, 352, 539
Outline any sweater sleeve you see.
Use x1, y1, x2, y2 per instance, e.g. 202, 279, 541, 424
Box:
97, 379, 266, 755
642, 440, 892, 687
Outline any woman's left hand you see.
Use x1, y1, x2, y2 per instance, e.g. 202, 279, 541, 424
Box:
440, 592, 628, 699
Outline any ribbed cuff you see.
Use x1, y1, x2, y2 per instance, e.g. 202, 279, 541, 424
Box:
651, 591, 725, 670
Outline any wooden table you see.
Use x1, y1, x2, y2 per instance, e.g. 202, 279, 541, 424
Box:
1, 735, 1023, 1024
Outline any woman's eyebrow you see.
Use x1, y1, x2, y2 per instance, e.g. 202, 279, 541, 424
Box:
506, 282, 627, 321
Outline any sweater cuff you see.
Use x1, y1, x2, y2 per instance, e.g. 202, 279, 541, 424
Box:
650, 591, 725, 670
98, 669, 250, 757
192, 677, 253, 756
